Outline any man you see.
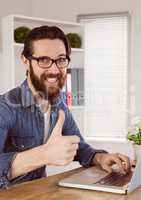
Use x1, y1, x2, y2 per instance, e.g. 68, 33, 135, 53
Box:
0, 26, 131, 189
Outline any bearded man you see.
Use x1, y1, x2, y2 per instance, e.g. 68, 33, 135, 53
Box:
0, 26, 131, 189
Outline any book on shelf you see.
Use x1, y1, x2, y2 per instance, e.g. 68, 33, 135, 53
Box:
71, 68, 84, 106
71, 68, 78, 106
77, 68, 84, 105
66, 69, 72, 106
61, 68, 84, 107
61, 84, 67, 104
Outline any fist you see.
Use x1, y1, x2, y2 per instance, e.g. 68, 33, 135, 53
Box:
42, 110, 80, 166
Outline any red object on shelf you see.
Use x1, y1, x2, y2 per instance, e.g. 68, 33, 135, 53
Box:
66, 71, 72, 106
67, 91, 72, 106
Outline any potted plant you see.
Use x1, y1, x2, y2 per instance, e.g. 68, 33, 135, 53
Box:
127, 117, 141, 160
14, 26, 31, 43
66, 33, 82, 48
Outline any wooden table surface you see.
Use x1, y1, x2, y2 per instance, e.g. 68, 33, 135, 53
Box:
0, 167, 141, 200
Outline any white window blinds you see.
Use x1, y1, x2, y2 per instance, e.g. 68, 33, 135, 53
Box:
81, 14, 129, 139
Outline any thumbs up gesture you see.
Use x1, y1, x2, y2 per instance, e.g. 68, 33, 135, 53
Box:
42, 110, 80, 166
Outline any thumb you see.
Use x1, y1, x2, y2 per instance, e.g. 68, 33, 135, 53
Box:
51, 109, 65, 136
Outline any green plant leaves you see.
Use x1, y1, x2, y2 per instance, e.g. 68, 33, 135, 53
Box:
66, 33, 82, 48
127, 132, 141, 145
14, 26, 31, 43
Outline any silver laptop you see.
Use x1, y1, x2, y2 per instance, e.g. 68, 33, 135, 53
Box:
59, 158, 141, 194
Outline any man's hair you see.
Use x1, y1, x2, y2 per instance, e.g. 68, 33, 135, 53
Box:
22, 25, 71, 58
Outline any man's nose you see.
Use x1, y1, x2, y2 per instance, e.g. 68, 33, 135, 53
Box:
49, 62, 60, 73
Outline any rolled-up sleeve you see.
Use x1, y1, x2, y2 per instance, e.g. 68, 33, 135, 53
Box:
63, 109, 107, 167
0, 102, 17, 189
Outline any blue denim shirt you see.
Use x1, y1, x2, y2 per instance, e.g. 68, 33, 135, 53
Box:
0, 80, 106, 189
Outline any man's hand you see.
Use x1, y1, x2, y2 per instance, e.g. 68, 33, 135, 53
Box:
93, 153, 131, 174
42, 110, 80, 166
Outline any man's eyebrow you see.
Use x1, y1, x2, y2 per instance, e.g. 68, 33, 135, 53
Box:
58, 54, 67, 57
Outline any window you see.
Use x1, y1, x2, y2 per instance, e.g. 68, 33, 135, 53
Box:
78, 13, 129, 140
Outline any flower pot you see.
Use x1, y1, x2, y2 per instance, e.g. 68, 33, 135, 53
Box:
133, 144, 141, 161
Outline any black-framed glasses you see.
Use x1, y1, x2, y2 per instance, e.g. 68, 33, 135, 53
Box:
28, 55, 70, 69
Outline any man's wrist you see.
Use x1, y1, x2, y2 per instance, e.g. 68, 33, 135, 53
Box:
40, 143, 53, 165
39, 144, 49, 165
92, 152, 108, 166
93, 153, 103, 165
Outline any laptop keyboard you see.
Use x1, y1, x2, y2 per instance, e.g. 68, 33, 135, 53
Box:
94, 171, 133, 187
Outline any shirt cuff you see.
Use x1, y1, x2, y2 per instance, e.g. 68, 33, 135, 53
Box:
0, 152, 18, 189
90, 150, 108, 166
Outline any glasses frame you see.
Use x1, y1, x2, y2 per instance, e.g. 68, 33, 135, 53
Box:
28, 55, 70, 69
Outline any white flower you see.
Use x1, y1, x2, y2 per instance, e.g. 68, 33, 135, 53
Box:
137, 121, 141, 129
131, 117, 141, 126
128, 126, 139, 135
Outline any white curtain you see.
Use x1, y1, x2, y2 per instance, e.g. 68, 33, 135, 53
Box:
81, 14, 129, 138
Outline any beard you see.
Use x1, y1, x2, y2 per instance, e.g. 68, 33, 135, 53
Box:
29, 63, 66, 104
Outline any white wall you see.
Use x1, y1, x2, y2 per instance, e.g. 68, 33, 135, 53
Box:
0, 0, 32, 18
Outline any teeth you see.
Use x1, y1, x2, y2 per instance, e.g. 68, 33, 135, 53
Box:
47, 78, 57, 83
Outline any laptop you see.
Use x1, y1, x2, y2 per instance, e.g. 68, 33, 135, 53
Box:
59, 158, 141, 194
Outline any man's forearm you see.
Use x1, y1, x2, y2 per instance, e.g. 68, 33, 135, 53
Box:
10, 145, 46, 180
92, 153, 107, 166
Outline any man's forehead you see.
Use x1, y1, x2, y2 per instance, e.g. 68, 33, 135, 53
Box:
32, 38, 66, 57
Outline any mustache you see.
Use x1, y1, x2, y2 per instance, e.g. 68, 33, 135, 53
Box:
44, 73, 61, 78
41, 73, 63, 81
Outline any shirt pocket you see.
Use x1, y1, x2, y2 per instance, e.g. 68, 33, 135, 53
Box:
11, 135, 36, 152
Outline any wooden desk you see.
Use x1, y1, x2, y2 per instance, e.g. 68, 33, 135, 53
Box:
0, 168, 141, 200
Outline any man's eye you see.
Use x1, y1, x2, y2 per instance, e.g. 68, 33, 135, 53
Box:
58, 58, 66, 63
39, 58, 50, 64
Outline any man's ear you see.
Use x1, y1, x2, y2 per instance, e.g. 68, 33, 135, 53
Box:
21, 54, 30, 71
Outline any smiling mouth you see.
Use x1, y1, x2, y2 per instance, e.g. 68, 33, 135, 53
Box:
46, 77, 58, 84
